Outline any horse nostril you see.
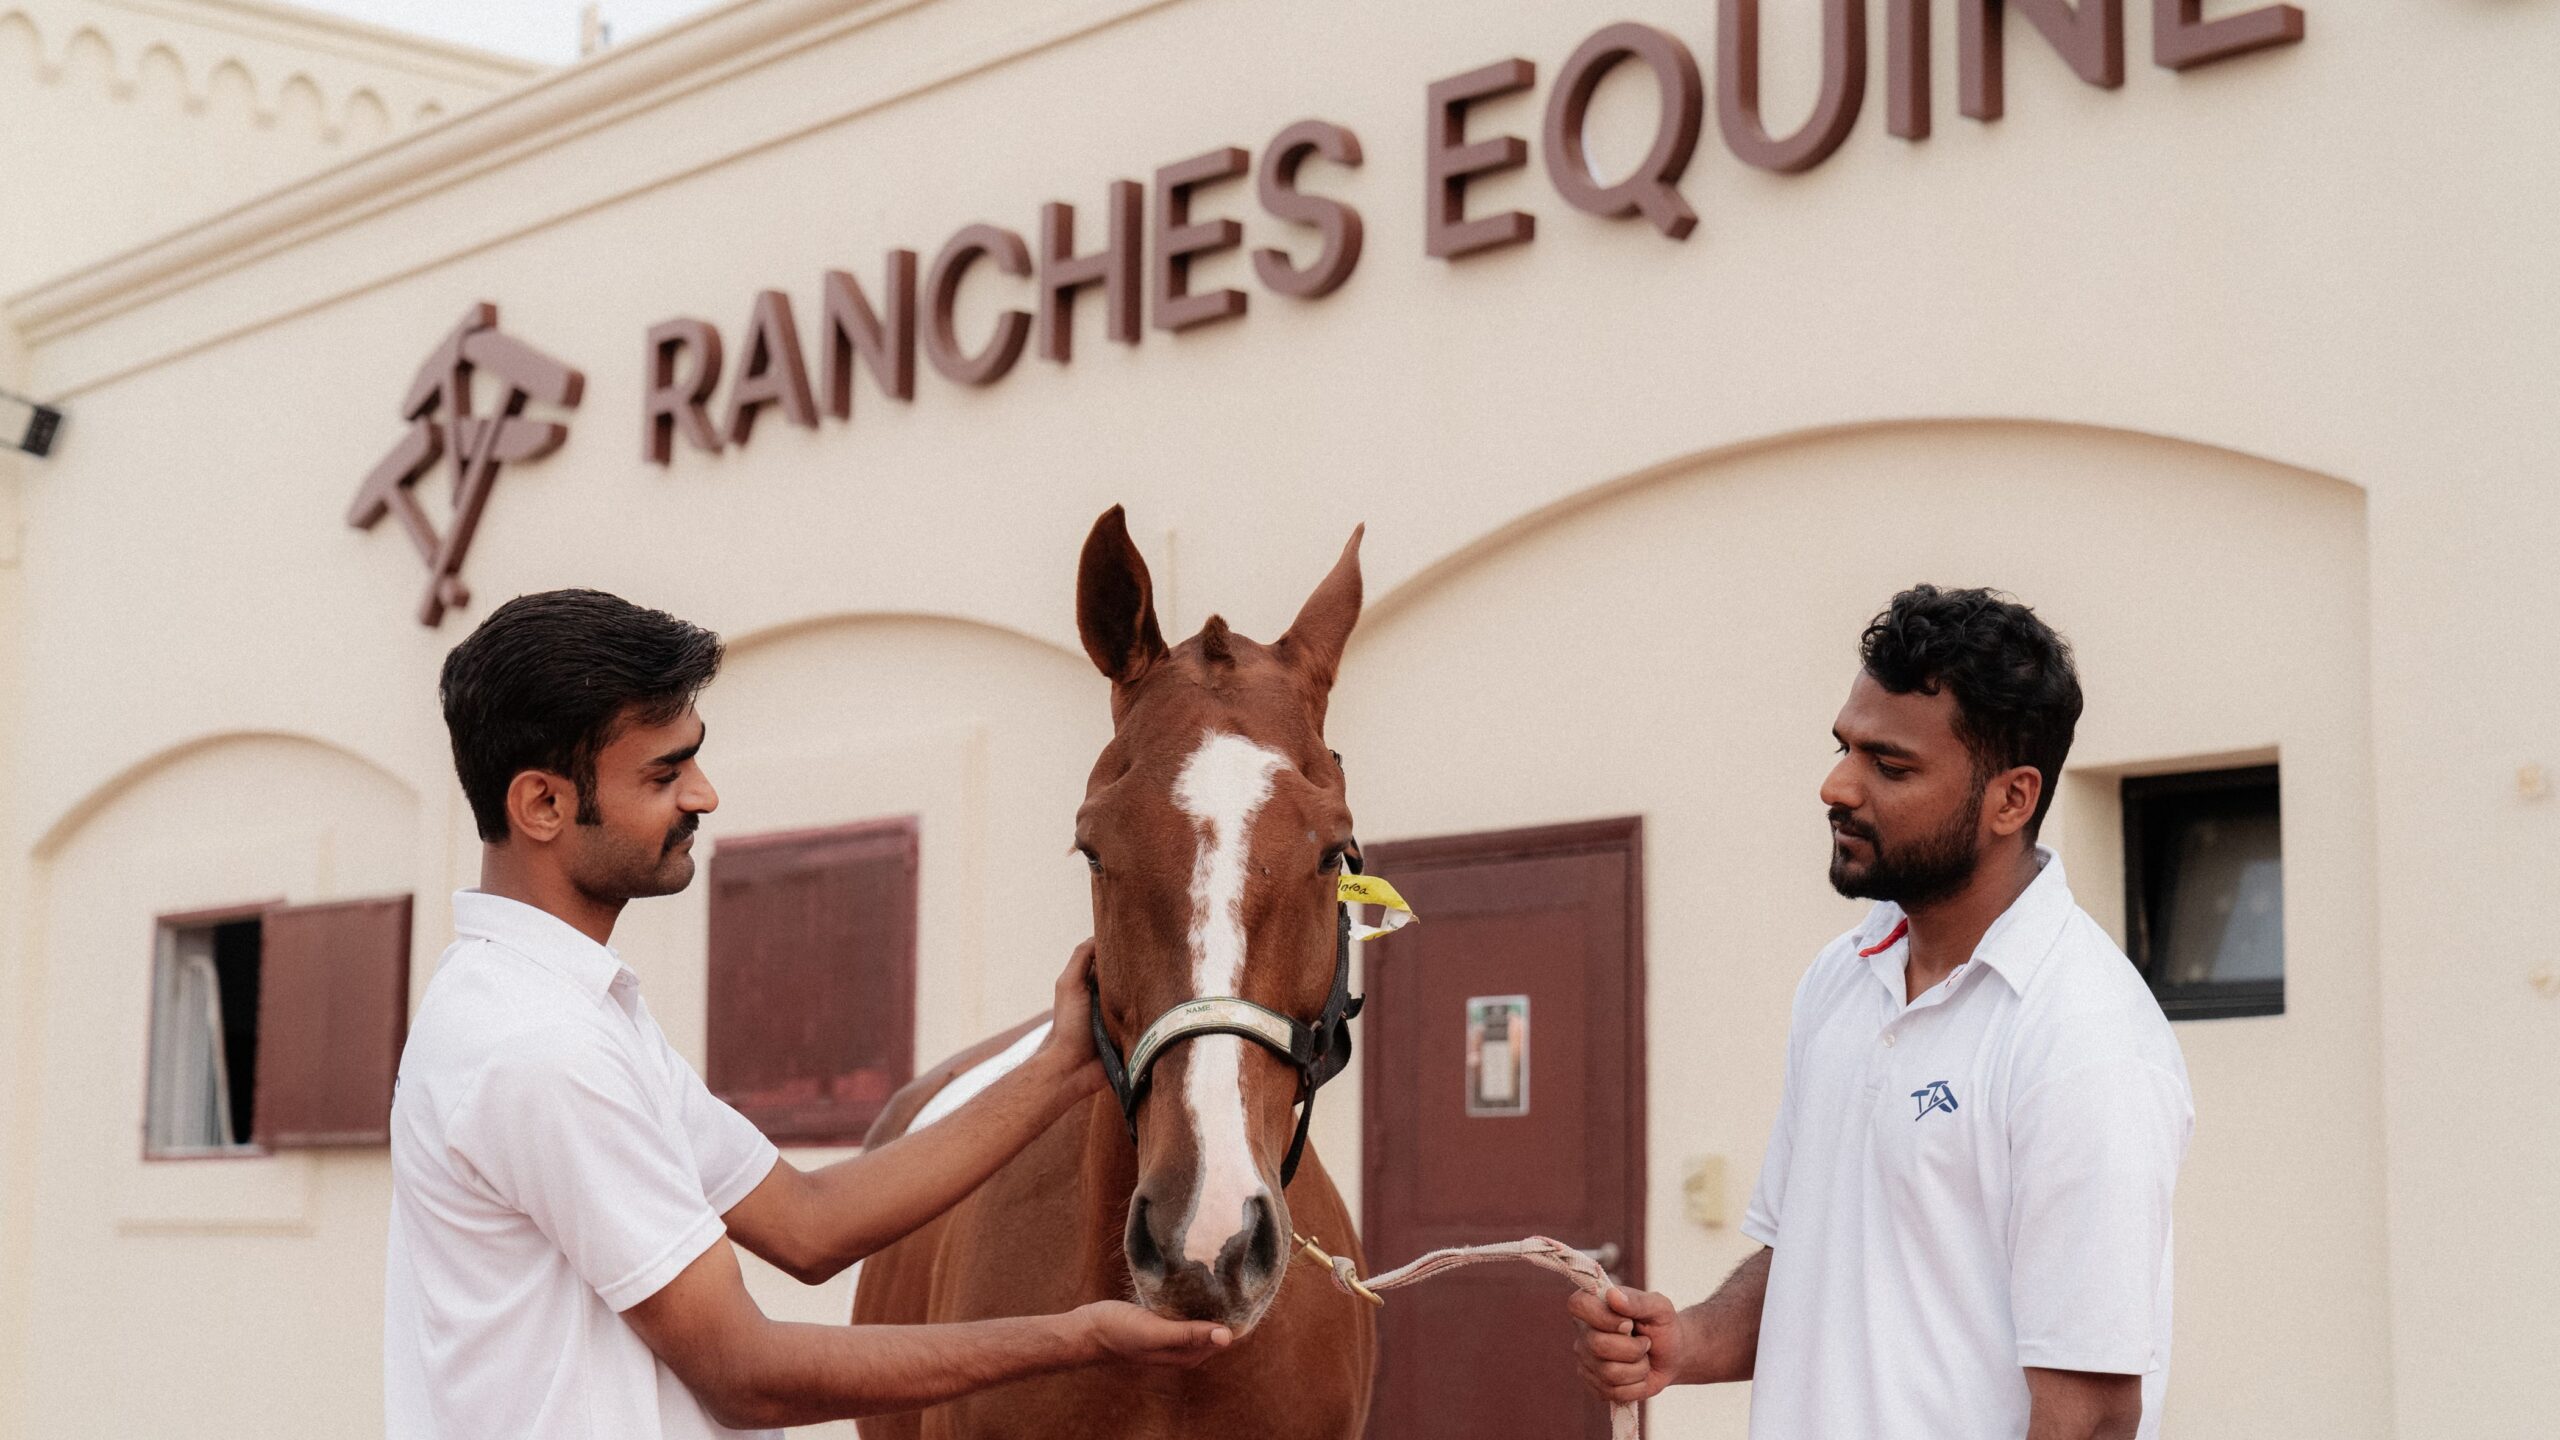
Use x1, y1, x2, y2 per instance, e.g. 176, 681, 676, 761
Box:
1126, 1194, 1168, 1279
1234, 1192, 1282, 1284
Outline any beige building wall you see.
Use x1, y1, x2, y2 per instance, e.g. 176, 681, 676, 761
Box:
0, 0, 537, 297
2, 0, 2553, 1436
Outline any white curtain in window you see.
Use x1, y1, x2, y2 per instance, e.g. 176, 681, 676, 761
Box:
147, 931, 237, 1150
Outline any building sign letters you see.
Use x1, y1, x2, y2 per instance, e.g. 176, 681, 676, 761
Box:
351, 4, 2308, 621
641, 0, 2305, 465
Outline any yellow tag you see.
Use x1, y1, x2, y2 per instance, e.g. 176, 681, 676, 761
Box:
1337, 873, 1419, 941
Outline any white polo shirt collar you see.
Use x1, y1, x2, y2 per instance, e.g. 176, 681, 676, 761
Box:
451, 888, 632, 998
1850, 845, 2075, 1001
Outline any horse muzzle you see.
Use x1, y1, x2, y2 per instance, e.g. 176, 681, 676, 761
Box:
1125, 1168, 1290, 1331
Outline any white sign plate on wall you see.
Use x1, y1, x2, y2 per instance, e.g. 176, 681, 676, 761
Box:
1465, 994, 1530, 1117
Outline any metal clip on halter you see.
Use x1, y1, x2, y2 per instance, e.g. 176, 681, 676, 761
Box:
1291, 1232, 1385, 1306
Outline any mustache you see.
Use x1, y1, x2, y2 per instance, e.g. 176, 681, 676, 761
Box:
1827, 807, 1876, 844
663, 815, 700, 852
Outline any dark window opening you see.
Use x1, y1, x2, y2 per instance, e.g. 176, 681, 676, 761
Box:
147, 915, 265, 1154
2123, 764, 2285, 1020
210, 919, 262, 1144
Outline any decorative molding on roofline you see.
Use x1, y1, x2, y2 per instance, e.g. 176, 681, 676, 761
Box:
1, 1, 536, 139
95, 0, 542, 82
5, 0, 1177, 352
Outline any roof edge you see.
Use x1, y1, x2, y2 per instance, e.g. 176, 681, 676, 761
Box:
95, 0, 547, 79
5, 0, 875, 333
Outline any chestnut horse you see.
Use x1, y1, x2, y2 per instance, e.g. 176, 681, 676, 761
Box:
853, 507, 1378, 1440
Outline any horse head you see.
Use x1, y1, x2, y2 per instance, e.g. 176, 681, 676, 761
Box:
1072, 504, 1363, 1335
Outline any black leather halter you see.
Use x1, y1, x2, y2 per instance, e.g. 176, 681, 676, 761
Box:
1087, 850, 1367, 1189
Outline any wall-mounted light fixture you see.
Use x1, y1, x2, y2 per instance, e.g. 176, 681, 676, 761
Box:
1, 388, 62, 457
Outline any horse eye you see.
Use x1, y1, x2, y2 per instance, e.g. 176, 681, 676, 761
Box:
1077, 843, 1102, 875
1319, 846, 1346, 874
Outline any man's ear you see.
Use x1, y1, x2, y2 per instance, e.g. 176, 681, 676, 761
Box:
1986, 765, 2043, 839
505, 770, 575, 844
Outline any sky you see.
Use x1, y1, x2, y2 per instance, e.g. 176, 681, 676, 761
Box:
284, 0, 733, 65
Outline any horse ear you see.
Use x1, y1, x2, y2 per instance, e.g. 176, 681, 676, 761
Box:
1077, 505, 1168, 686
1277, 524, 1363, 690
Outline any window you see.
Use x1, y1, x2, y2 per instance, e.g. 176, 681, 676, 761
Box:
706, 819, 918, 1145
144, 897, 414, 1157
147, 911, 265, 1154
2122, 765, 2284, 1020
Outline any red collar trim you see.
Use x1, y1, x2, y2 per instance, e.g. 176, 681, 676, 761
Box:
1857, 918, 1910, 958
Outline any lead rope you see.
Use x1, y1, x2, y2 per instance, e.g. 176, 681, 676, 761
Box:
1289, 1232, 1640, 1440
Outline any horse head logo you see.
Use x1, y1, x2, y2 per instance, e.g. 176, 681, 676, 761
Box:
346, 303, 584, 626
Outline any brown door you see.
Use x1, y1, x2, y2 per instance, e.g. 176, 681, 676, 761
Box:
1362, 818, 1646, 1440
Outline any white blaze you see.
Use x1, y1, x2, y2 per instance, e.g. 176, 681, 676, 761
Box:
1170, 729, 1288, 1267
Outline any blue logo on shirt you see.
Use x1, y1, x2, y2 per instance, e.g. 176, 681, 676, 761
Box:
1911, 1080, 1958, 1121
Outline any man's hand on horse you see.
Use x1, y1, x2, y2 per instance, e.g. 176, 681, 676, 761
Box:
1077, 1300, 1234, 1367
1569, 1285, 1686, 1403
1032, 939, 1107, 1096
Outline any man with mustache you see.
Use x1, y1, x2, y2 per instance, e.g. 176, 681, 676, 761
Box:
1568, 586, 2194, 1440
386, 590, 1228, 1440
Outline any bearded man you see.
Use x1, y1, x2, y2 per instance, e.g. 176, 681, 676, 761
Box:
1567, 585, 2194, 1440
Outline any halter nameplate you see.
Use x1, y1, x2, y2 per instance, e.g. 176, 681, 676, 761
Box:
1124, 997, 1303, 1086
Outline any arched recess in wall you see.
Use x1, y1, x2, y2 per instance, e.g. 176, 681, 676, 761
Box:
34, 729, 415, 865
698, 612, 1115, 1045
0, 12, 44, 78
1363, 419, 2367, 632
133, 43, 186, 108
30, 734, 423, 1179
59, 24, 112, 90
708, 610, 1106, 840
1325, 417, 2384, 1440
343, 87, 390, 143
1336, 415, 2371, 843
273, 72, 328, 139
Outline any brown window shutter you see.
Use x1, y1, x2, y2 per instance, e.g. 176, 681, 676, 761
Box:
706, 818, 918, 1145
253, 895, 414, 1148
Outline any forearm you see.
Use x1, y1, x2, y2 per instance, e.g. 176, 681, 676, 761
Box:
790, 1056, 1091, 1275
1674, 1247, 1771, 1385
2024, 1368, 2142, 1440
705, 1311, 1099, 1429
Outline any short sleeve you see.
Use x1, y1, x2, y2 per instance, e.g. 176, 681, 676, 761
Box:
2007, 1057, 2192, 1373
662, 1029, 779, 1215
1742, 952, 1835, 1248
1739, 1083, 1794, 1246
452, 1027, 729, 1312
1741, 1012, 1809, 1248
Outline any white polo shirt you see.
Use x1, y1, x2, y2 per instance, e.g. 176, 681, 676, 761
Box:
385, 891, 781, 1440
1742, 849, 2193, 1440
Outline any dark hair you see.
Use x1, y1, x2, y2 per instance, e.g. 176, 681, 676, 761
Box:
1859, 585, 2082, 835
439, 590, 724, 843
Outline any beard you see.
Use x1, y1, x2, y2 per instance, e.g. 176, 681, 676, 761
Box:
1828, 793, 1984, 908
570, 813, 701, 903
